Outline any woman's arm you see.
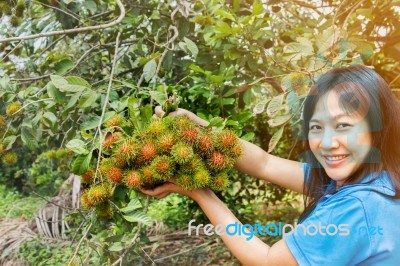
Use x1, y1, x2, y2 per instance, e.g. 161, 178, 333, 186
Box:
155, 107, 306, 194
142, 183, 298, 266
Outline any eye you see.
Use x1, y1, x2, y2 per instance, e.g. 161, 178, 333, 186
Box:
309, 125, 322, 131
337, 123, 351, 129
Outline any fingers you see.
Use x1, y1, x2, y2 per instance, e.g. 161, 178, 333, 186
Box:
154, 106, 165, 117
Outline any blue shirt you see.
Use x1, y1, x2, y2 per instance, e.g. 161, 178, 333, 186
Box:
284, 163, 400, 266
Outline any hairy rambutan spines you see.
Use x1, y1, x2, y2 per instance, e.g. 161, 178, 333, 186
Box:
147, 119, 167, 136
180, 127, 199, 144
125, 170, 142, 189
193, 168, 211, 188
2, 151, 17, 165
228, 142, 244, 159
182, 155, 205, 173
107, 166, 123, 183
87, 183, 112, 205
95, 202, 114, 220
215, 129, 239, 150
157, 133, 176, 152
105, 114, 125, 128
176, 171, 195, 190
140, 142, 158, 161
141, 166, 155, 182
197, 134, 214, 153
210, 172, 230, 191
99, 158, 114, 177
6, 102, 21, 116
171, 142, 194, 164
80, 190, 93, 208
117, 138, 138, 161
173, 115, 193, 129
103, 132, 122, 150
81, 169, 94, 183
208, 151, 227, 170
151, 156, 175, 181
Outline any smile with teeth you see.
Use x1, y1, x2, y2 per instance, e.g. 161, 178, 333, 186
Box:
324, 155, 349, 161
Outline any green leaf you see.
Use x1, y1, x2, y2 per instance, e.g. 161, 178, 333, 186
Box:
21, 127, 38, 149
206, 117, 224, 129
184, 37, 199, 57
215, 21, 232, 34
143, 59, 157, 82
268, 114, 291, 127
253, 99, 269, 114
222, 98, 235, 105
80, 115, 101, 131
267, 94, 284, 117
140, 105, 153, 124
78, 89, 98, 108
120, 198, 142, 213
316, 27, 336, 54
50, 75, 68, 89
3, 135, 17, 149
55, 59, 74, 75
65, 76, 91, 88
47, 83, 66, 104
241, 132, 255, 141
253, 1, 263, 15
189, 64, 205, 73
268, 126, 284, 153
149, 91, 166, 106
123, 211, 151, 225
108, 242, 124, 252
43, 112, 57, 127
71, 152, 92, 175
65, 92, 81, 111
66, 139, 89, 155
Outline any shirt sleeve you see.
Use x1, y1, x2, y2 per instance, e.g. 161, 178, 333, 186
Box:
284, 195, 372, 266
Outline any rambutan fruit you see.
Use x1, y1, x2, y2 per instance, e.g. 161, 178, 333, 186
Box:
0, 115, 6, 128
102, 132, 122, 150
113, 153, 127, 168
105, 114, 125, 128
10, 15, 20, 27
125, 170, 142, 189
80, 190, 93, 208
181, 155, 205, 173
197, 134, 214, 154
157, 133, 176, 152
87, 183, 112, 205
208, 151, 227, 170
193, 168, 211, 188
173, 115, 193, 129
176, 170, 195, 190
81, 169, 94, 183
161, 116, 174, 129
151, 156, 175, 182
141, 165, 154, 183
2, 151, 17, 165
107, 166, 123, 184
0, 3, 12, 16
147, 118, 167, 136
45, 150, 57, 159
227, 142, 244, 159
95, 202, 114, 220
6, 102, 21, 116
215, 129, 238, 150
210, 172, 230, 192
139, 142, 157, 161
116, 138, 137, 162
171, 142, 194, 164
180, 127, 199, 144
99, 157, 114, 177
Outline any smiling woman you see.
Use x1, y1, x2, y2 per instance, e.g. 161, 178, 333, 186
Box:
142, 65, 400, 266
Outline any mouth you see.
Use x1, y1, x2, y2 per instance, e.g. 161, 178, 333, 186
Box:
322, 154, 349, 167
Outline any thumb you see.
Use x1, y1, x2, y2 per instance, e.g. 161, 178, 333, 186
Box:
154, 106, 165, 117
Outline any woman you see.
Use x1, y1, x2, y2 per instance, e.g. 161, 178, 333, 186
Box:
142, 65, 400, 265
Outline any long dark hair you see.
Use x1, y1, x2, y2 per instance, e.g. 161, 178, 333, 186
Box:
299, 65, 400, 221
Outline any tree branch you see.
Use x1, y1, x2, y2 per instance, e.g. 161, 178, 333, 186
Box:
0, 0, 125, 43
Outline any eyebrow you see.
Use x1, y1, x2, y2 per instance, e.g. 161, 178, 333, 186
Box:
310, 114, 351, 123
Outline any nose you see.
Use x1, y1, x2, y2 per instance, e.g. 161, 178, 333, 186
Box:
319, 128, 340, 149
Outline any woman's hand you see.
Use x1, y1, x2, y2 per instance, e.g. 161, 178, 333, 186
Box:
140, 179, 212, 201
154, 106, 209, 127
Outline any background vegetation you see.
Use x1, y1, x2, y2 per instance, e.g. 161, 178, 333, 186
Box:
1, 0, 399, 264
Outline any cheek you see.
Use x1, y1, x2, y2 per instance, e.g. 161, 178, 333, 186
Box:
308, 138, 320, 151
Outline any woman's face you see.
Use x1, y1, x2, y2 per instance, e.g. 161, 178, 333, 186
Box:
308, 90, 372, 186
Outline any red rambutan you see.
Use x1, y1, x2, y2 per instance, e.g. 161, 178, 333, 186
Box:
108, 166, 123, 183
180, 127, 199, 144
158, 133, 176, 152
147, 119, 167, 135
140, 142, 157, 161
210, 172, 230, 191
117, 138, 138, 160
182, 155, 205, 173
208, 151, 226, 170
215, 129, 238, 150
87, 183, 112, 205
176, 171, 195, 190
105, 114, 125, 128
197, 134, 214, 153
171, 142, 194, 164
80, 190, 93, 208
151, 156, 175, 181
81, 169, 94, 183
103, 133, 122, 150
125, 170, 142, 189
